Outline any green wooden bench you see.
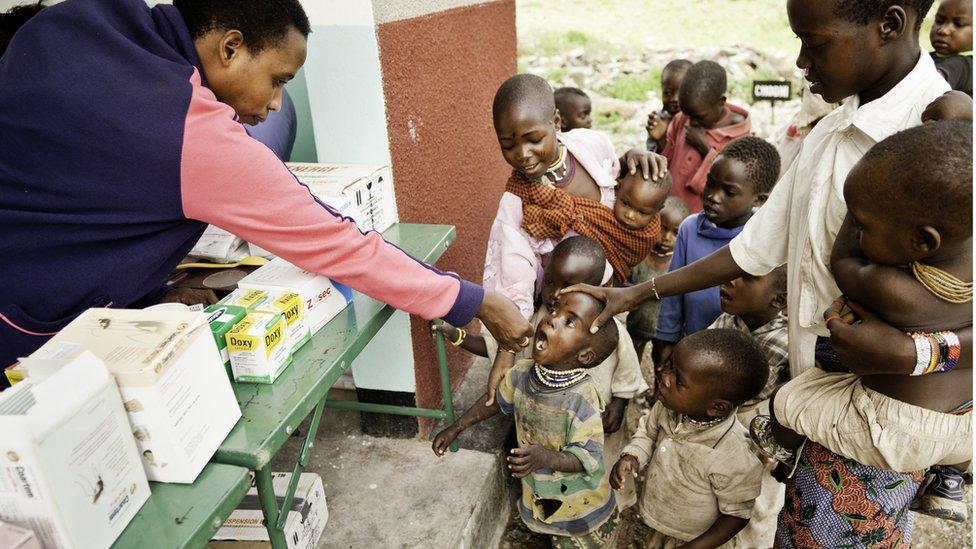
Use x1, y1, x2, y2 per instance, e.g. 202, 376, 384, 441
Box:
112, 463, 252, 549
210, 223, 460, 548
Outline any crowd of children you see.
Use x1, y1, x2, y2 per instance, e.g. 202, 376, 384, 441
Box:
433, 0, 973, 547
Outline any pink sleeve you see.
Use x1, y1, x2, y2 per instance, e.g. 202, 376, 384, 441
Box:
178, 70, 482, 326
482, 193, 540, 320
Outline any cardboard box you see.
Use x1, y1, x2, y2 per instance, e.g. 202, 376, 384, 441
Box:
0, 521, 42, 549
210, 473, 327, 549
226, 312, 292, 384
286, 163, 398, 233
238, 258, 348, 334
27, 309, 241, 483
204, 303, 249, 371
190, 225, 250, 263
0, 351, 149, 549
217, 288, 272, 311
257, 292, 311, 352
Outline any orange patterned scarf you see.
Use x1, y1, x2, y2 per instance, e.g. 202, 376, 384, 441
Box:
506, 171, 660, 280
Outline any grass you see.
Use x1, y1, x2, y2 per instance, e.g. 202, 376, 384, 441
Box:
600, 67, 663, 101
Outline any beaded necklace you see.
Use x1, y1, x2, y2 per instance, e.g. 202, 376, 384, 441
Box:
543, 144, 575, 187
910, 261, 973, 304
533, 362, 588, 389
682, 414, 726, 430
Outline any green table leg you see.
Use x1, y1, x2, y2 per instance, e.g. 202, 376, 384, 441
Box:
256, 396, 327, 548
433, 330, 458, 452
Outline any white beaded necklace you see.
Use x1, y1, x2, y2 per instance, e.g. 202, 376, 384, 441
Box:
533, 363, 588, 389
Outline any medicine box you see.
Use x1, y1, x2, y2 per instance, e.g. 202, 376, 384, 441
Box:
204, 303, 249, 372
226, 312, 292, 384
210, 472, 327, 549
257, 292, 311, 351
238, 258, 348, 334
190, 225, 250, 263
0, 351, 149, 549
286, 163, 398, 233
4, 362, 24, 386
28, 308, 241, 483
218, 288, 272, 310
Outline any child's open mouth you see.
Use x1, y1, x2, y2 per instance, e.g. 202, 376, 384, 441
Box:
719, 288, 732, 303
535, 329, 549, 352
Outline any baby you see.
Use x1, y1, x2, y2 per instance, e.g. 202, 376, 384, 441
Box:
434, 291, 622, 545
613, 329, 769, 548
627, 196, 692, 359
752, 121, 973, 522
554, 86, 593, 131
646, 59, 692, 153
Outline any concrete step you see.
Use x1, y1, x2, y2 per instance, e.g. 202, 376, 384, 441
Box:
268, 358, 512, 548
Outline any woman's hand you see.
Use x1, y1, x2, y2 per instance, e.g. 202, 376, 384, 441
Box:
476, 291, 532, 352
559, 284, 642, 334
621, 148, 668, 181
160, 287, 218, 306
824, 297, 915, 375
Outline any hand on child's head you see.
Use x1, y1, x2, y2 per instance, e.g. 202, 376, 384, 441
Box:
931, 0, 973, 56
614, 172, 669, 231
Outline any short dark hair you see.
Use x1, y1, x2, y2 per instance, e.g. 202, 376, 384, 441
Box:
0, 2, 44, 56
679, 60, 728, 105
717, 136, 781, 196
551, 236, 606, 286
554, 86, 589, 102
850, 120, 972, 241
493, 73, 556, 125
662, 59, 693, 76
834, 0, 935, 30
663, 196, 692, 218
767, 265, 788, 295
589, 304, 619, 366
174, 0, 310, 53
682, 329, 769, 405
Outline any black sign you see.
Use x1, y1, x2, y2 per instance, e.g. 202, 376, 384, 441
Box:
752, 80, 792, 102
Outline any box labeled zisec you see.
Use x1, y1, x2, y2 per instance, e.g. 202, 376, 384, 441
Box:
226, 312, 292, 384
257, 292, 311, 352
238, 258, 348, 334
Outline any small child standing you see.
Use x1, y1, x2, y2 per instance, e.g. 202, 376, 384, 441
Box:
554, 87, 593, 131
627, 196, 692, 360
434, 292, 622, 546
653, 137, 780, 367
930, 0, 973, 96
708, 266, 789, 548
612, 329, 769, 549
663, 60, 752, 212
646, 59, 693, 153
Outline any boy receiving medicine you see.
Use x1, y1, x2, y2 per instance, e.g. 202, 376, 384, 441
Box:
434, 291, 623, 547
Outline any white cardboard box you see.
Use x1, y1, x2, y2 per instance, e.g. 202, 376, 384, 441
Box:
286, 162, 398, 233
191, 225, 250, 263
0, 352, 150, 549
0, 521, 42, 549
210, 472, 327, 549
27, 309, 241, 483
237, 258, 348, 334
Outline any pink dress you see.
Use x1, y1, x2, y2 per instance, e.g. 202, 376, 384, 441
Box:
663, 103, 751, 212
482, 129, 620, 319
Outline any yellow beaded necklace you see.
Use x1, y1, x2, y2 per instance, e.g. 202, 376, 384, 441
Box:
911, 261, 973, 304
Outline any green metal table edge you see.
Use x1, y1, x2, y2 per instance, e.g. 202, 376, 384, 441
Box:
112, 463, 252, 549
210, 223, 461, 548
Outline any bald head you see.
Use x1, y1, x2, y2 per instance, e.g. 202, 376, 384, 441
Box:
492, 74, 556, 128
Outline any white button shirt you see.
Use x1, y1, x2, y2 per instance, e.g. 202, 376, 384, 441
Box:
729, 52, 949, 377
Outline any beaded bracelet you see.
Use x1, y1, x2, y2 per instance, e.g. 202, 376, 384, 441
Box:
910, 330, 961, 375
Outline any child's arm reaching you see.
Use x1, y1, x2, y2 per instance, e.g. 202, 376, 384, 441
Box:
611, 405, 663, 489
485, 348, 517, 406
431, 322, 488, 357
680, 515, 749, 549
432, 392, 500, 456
